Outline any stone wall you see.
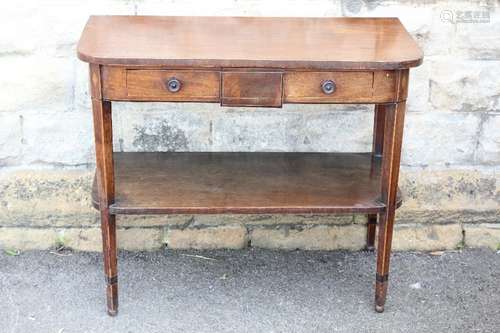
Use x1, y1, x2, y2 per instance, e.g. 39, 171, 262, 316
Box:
0, 0, 499, 251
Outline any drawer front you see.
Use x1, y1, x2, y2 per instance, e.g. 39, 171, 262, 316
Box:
221, 72, 283, 107
126, 70, 220, 102
283, 71, 395, 103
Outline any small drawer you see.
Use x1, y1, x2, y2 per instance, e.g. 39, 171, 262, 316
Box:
284, 71, 377, 103
126, 70, 220, 102
221, 72, 283, 107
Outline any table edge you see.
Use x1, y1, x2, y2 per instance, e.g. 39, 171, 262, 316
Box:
77, 50, 423, 70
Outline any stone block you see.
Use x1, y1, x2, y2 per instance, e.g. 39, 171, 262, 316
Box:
396, 209, 500, 226
62, 228, 102, 252
0, 170, 96, 227
0, 227, 57, 250
65, 227, 164, 252
453, 9, 500, 60
476, 113, 500, 165
0, 227, 163, 252
250, 224, 366, 250
392, 223, 463, 251
398, 168, 499, 213
118, 228, 163, 251
21, 111, 94, 166
429, 59, 500, 112
402, 112, 480, 167
164, 225, 248, 249
464, 223, 500, 250
0, 113, 22, 166
0, 56, 74, 113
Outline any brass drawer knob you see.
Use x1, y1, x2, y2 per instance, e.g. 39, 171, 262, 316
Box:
321, 79, 336, 95
166, 77, 181, 92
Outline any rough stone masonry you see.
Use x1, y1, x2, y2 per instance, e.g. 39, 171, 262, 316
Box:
0, 0, 499, 252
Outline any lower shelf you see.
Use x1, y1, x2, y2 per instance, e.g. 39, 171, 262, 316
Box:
92, 152, 401, 214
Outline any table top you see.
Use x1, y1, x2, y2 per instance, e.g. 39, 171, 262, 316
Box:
77, 16, 422, 70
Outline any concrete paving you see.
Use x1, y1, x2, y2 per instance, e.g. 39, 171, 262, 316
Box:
0, 248, 499, 332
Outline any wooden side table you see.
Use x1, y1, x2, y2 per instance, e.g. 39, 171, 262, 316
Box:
77, 16, 423, 316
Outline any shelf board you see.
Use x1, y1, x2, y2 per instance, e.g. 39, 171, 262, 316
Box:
92, 152, 401, 215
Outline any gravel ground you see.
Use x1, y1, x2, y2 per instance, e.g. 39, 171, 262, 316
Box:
0, 248, 499, 332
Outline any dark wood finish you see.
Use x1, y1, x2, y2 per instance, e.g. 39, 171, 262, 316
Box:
90, 64, 118, 316
375, 101, 406, 313
102, 67, 403, 104
366, 214, 377, 251
99, 66, 409, 105
79, 15, 421, 316
91, 152, 402, 214
283, 71, 400, 104
284, 71, 371, 103
372, 104, 388, 158
366, 103, 388, 251
89, 63, 102, 99
78, 16, 422, 70
221, 72, 282, 107
127, 69, 220, 102
101, 66, 127, 100
395, 69, 410, 102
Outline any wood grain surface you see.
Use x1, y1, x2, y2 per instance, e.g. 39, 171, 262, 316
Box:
91, 152, 402, 214
127, 69, 220, 102
78, 16, 423, 70
221, 71, 283, 107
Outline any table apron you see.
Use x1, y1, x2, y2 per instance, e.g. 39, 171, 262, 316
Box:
98, 66, 409, 105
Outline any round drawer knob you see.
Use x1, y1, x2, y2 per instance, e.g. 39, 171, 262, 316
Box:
321, 80, 336, 95
166, 77, 181, 93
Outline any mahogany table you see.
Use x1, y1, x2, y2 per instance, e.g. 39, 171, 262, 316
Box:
77, 15, 423, 316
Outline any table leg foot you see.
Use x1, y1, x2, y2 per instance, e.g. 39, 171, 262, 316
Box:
106, 281, 119, 316
107, 308, 118, 317
100, 210, 118, 316
374, 280, 388, 313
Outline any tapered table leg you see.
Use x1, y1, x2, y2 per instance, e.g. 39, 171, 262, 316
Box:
90, 64, 118, 316
366, 104, 387, 251
375, 101, 406, 313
